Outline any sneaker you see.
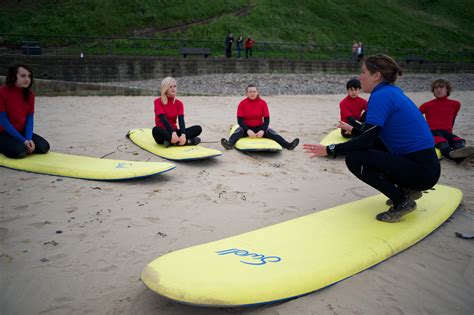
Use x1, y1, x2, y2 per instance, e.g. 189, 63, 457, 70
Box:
221, 138, 233, 150
449, 146, 474, 159
187, 137, 201, 145
162, 140, 170, 148
287, 138, 300, 150
386, 189, 423, 206
377, 198, 417, 223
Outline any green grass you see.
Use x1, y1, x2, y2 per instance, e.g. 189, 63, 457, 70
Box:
1, 0, 473, 57
0, 0, 250, 36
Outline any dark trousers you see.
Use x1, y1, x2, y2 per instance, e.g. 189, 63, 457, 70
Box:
345, 148, 440, 205
152, 126, 202, 144
432, 129, 465, 160
228, 125, 290, 148
245, 48, 252, 58
0, 131, 50, 159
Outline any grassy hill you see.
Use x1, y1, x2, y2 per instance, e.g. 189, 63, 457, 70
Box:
1, 0, 473, 52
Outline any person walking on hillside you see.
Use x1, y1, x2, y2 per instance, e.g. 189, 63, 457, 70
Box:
236, 35, 244, 58
225, 33, 234, 58
245, 36, 255, 59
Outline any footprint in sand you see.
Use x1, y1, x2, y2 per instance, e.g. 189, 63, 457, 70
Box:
29, 221, 52, 229
14, 205, 29, 211
143, 217, 161, 224
349, 186, 371, 198
0, 253, 13, 263
98, 264, 118, 272
198, 170, 209, 180
0, 227, 8, 242
113, 218, 131, 223
66, 206, 77, 214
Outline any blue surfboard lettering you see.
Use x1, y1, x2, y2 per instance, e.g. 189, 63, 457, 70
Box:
216, 248, 281, 266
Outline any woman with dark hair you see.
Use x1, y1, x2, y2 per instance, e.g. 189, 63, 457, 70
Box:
0, 64, 50, 158
221, 84, 299, 150
304, 54, 440, 223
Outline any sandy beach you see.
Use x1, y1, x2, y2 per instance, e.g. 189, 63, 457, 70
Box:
1, 91, 473, 314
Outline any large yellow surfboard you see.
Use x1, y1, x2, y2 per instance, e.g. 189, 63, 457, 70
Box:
320, 128, 442, 158
127, 128, 221, 161
0, 152, 175, 180
230, 125, 282, 152
142, 184, 462, 307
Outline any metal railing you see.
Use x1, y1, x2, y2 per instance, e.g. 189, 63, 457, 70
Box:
1, 33, 473, 63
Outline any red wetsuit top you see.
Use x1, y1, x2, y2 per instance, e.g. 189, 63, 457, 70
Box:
0, 85, 34, 133
154, 96, 184, 130
237, 97, 270, 128
339, 95, 367, 123
419, 96, 460, 133
245, 39, 255, 48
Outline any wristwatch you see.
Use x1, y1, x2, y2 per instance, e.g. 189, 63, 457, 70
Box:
327, 143, 337, 158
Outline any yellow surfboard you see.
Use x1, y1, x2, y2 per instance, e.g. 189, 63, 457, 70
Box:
142, 184, 461, 307
230, 125, 282, 152
320, 128, 348, 146
127, 128, 222, 161
0, 152, 175, 180
320, 128, 442, 158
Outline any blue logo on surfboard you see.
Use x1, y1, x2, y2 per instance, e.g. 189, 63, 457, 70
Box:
115, 162, 133, 168
216, 248, 281, 266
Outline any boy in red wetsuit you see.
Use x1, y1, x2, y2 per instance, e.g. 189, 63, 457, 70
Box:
419, 79, 474, 163
0, 64, 50, 158
221, 84, 299, 150
339, 78, 368, 138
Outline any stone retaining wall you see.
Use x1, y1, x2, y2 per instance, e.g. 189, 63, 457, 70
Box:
1, 55, 473, 83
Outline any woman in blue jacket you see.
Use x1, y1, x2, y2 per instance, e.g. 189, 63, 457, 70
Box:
304, 54, 440, 223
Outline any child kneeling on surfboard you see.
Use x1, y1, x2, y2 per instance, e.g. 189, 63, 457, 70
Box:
152, 77, 202, 148
304, 54, 440, 223
419, 78, 474, 165
0, 64, 50, 159
339, 78, 368, 138
221, 84, 299, 150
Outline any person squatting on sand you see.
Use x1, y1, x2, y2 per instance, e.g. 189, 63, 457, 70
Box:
419, 78, 474, 165
221, 84, 299, 150
303, 54, 440, 223
339, 78, 368, 138
152, 77, 202, 148
0, 64, 50, 159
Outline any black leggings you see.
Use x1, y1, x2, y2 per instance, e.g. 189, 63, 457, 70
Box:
0, 132, 50, 159
345, 148, 440, 206
228, 125, 291, 149
432, 129, 465, 160
152, 125, 202, 144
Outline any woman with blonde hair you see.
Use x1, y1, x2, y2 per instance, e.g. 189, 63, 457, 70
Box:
152, 77, 202, 147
